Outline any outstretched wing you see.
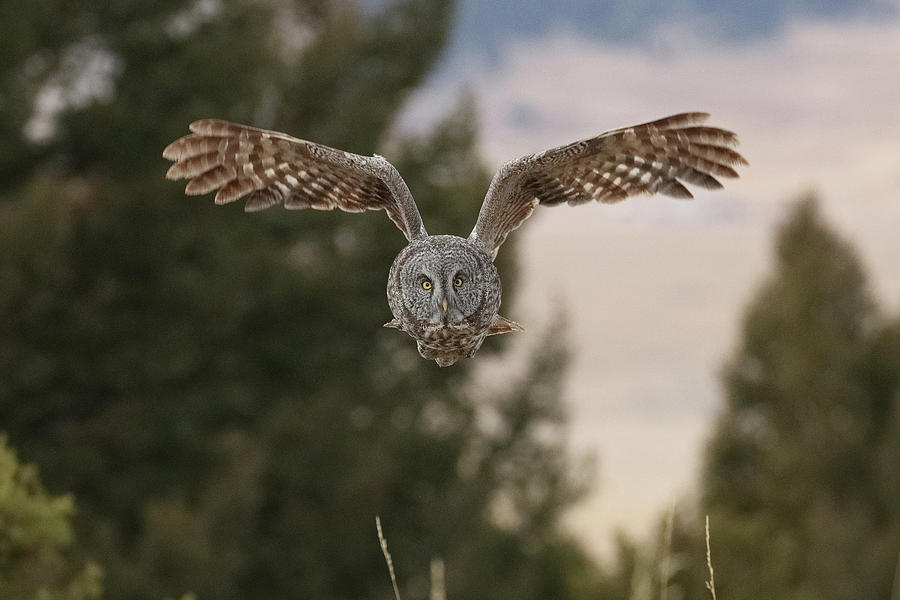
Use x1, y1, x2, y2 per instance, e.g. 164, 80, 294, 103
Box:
163, 119, 427, 241
470, 112, 747, 258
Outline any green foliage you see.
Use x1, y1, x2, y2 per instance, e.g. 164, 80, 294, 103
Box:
702, 197, 900, 600
0, 435, 104, 600
688, 196, 899, 600
589, 196, 900, 600
0, 1, 592, 599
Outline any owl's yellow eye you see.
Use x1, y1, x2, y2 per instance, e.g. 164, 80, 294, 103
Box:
454, 277, 463, 287
422, 280, 432, 290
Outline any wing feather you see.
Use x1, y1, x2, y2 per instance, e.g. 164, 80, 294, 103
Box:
470, 113, 747, 257
163, 119, 427, 241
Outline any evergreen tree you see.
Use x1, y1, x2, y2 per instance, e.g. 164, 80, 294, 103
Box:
591, 196, 900, 600
699, 196, 900, 600
0, 435, 103, 600
0, 1, 592, 599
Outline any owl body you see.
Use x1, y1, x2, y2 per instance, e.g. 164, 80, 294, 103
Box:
163, 113, 745, 366
386, 235, 501, 367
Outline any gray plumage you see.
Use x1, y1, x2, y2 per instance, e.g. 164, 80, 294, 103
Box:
163, 112, 747, 366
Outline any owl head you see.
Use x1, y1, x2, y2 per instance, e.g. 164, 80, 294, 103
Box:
387, 235, 500, 334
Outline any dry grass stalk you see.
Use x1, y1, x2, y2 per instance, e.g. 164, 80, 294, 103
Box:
430, 557, 446, 600
376, 516, 402, 600
891, 545, 900, 600
660, 498, 676, 600
705, 515, 717, 600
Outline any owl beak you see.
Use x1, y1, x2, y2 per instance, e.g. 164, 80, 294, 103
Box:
432, 294, 458, 326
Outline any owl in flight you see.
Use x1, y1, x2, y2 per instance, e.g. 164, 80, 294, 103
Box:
164, 112, 746, 366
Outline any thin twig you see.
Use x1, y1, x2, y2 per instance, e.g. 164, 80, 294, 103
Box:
705, 515, 717, 600
376, 516, 402, 600
660, 498, 676, 600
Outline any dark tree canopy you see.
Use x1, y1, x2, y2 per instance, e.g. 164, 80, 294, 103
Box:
0, 2, 590, 599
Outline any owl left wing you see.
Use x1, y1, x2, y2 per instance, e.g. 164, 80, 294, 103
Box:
163, 119, 427, 241
469, 112, 747, 258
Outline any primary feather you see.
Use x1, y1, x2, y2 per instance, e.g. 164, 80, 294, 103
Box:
164, 119, 427, 240
470, 112, 747, 257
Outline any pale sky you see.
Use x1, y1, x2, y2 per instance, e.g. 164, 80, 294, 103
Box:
402, 15, 900, 559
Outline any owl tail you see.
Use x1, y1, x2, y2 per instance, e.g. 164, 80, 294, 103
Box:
487, 315, 524, 336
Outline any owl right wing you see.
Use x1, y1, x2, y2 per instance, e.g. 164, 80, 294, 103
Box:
469, 112, 747, 258
163, 119, 427, 241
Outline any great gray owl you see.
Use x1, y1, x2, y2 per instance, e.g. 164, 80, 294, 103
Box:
163, 112, 746, 366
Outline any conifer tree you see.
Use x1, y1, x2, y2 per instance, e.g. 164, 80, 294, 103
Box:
0, 2, 592, 599
599, 197, 900, 600
699, 197, 900, 600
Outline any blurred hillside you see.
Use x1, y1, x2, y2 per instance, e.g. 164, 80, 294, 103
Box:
447, 0, 896, 63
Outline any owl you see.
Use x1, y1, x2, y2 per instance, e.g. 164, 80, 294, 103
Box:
163, 112, 746, 366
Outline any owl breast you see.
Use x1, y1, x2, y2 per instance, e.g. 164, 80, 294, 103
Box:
387, 235, 501, 367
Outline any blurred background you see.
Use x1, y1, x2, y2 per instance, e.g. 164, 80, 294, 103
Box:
1, 1, 898, 599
